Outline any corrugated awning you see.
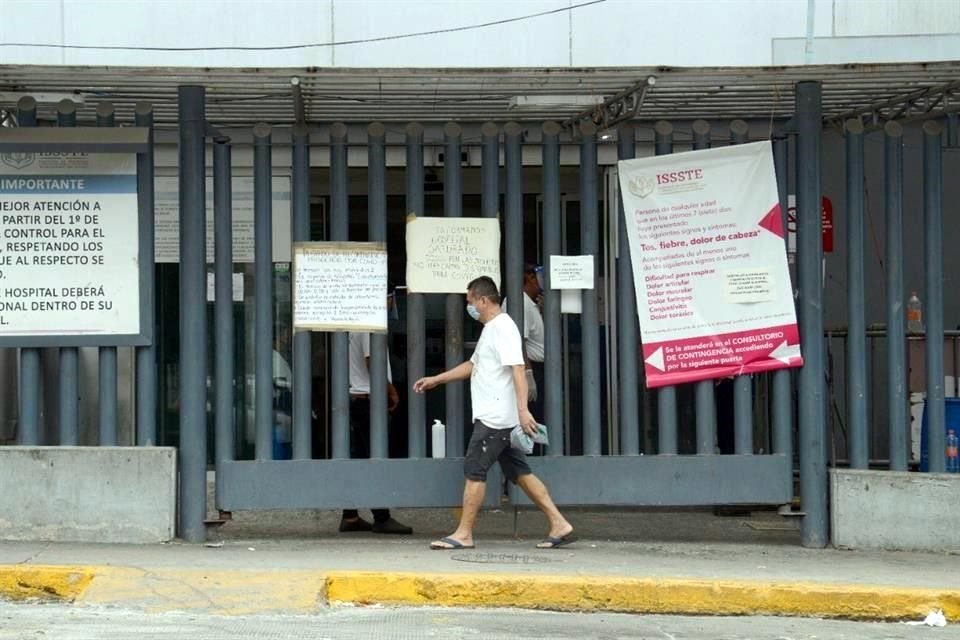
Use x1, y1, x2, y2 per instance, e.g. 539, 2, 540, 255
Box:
1, 62, 958, 129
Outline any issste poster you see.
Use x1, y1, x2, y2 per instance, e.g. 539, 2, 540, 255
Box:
618, 141, 803, 388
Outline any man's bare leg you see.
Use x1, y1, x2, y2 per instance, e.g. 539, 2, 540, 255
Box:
515, 473, 573, 539
431, 479, 485, 548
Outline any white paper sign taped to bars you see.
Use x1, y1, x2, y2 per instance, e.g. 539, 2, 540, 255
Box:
293, 241, 387, 332
405, 216, 500, 294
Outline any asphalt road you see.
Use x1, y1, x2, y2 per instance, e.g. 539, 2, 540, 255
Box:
0, 602, 954, 639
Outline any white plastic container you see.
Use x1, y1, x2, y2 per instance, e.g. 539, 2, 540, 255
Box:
431, 419, 446, 459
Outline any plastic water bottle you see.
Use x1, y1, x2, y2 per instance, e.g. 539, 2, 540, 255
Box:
947, 429, 959, 473
907, 292, 924, 333
431, 419, 446, 459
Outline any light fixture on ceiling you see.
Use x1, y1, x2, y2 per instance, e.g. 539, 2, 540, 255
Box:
508, 95, 606, 110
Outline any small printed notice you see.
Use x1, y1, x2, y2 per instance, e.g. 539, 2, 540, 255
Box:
618, 141, 803, 387
723, 269, 774, 303
405, 216, 500, 294
206, 272, 244, 303
0, 151, 140, 338
549, 255, 594, 290
293, 242, 387, 332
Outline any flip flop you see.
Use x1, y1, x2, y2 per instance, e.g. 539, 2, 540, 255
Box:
430, 536, 475, 550
537, 533, 577, 549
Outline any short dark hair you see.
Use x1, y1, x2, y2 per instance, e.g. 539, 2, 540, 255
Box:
467, 276, 501, 305
524, 263, 538, 276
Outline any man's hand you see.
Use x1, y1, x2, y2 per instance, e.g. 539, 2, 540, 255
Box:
413, 376, 438, 394
525, 369, 537, 402
387, 383, 400, 412
519, 407, 537, 435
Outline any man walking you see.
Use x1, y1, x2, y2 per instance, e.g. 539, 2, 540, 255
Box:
413, 276, 574, 550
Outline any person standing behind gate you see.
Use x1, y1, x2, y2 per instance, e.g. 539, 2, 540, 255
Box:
520, 263, 545, 418
339, 291, 413, 535
502, 264, 545, 416
413, 276, 575, 550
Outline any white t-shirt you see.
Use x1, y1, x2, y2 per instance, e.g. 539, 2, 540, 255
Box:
521, 293, 544, 362
273, 350, 293, 388
469, 312, 525, 429
348, 332, 392, 395
502, 294, 544, 363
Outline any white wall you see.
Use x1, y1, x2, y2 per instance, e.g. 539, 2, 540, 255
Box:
1, 0, 955, 69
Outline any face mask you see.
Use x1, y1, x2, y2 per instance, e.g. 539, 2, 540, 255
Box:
466, 304, 481, 321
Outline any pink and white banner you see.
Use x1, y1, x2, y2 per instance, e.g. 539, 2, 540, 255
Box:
618, 141, 803, 388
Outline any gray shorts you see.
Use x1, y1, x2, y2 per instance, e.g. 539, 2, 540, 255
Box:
463, 420, 532, 483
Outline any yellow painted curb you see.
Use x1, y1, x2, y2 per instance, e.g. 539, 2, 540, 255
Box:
4, 565, 959, 621
325, 571, 960, 621
82, 567, 327, 615
0, 565, 95, 602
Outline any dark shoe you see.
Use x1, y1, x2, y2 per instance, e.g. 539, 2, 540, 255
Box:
339, 516, 373, 533
372, 517, 413, 535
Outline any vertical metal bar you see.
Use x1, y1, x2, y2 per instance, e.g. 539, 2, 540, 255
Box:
884, 122, 908, 472
479, 120, 504, 443
443, 123, 464, 455
923, 121, 945, 473
796, 81, 827, 548
95, 102, 119, 446
579, 122, 602, 456
730, 120, 753, 455
177, 85, 208, 543
691, 120, 716, 455
291, 124, 312, 460
329, 123, 350, 459
654, 120, 677, 455
17, 96, 40, 446
213, 138, 235, 493
56, 100, 80, 445
541, 122, 564, 454
135, 102, 157, 447
772, 134, 793, 461
253, 124, 273, 460
947, 114, 958, 148
481, 123, 500, 219
503, 123, 523, 333
617, 123, 641, 455
405, 123, 426, 458
368, 123, 389, 459
845, 120, 868, 469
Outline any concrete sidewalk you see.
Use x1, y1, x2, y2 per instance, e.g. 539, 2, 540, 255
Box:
0, 508, 957, 621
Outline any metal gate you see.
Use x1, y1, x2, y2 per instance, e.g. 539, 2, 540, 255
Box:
198, 88, 805, 534
7, 78, 953, 550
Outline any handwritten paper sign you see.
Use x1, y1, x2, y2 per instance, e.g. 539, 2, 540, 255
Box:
549, 255, 595, 290
293, 242, 387, 332
405, 216, 500, 294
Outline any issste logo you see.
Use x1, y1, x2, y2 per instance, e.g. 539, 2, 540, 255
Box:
628, 175, 655, 198
1, 152, 35, 170
656, 168, 704, 184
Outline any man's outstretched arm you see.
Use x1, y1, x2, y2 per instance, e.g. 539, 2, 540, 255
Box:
413, 361, 474, 393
